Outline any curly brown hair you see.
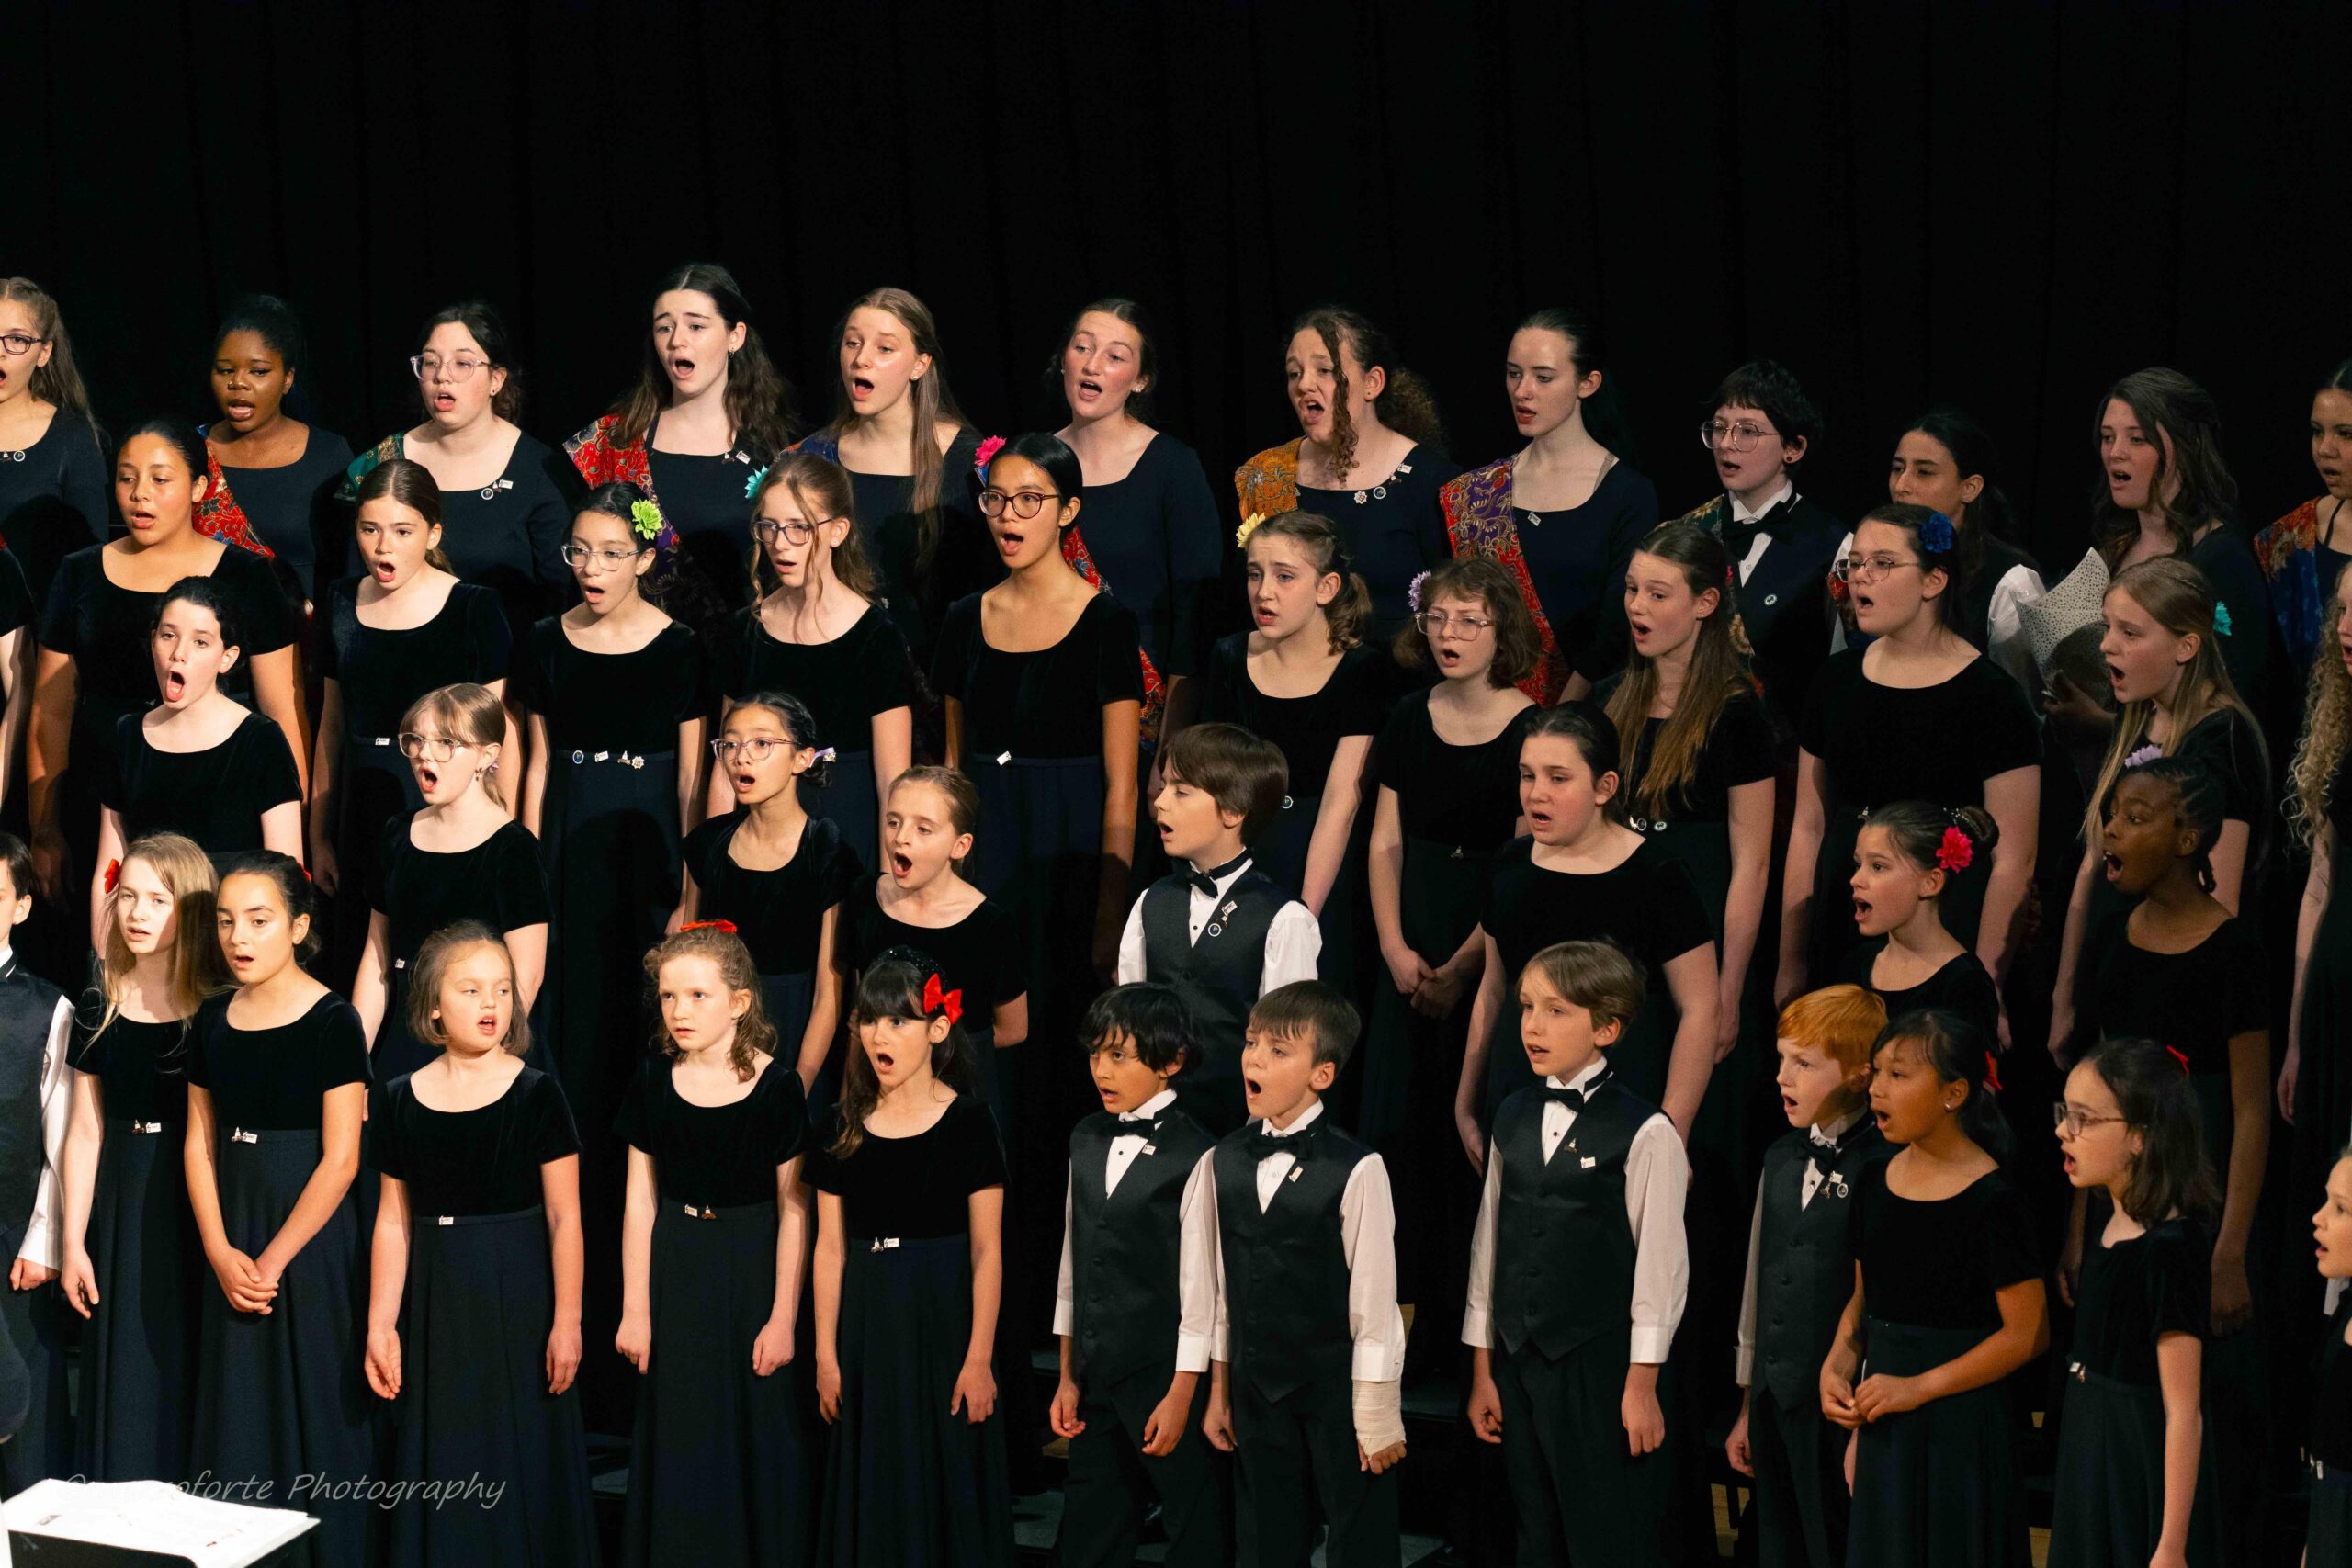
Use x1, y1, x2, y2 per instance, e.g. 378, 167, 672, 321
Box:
643, 924, 778, 1080
2290, 558, 2352, 848
1391, 556, 1539, 687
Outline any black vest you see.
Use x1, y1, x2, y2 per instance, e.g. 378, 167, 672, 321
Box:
1068, 1106, 1216, 1388
1698, 491, 1845, 745
1753, 1119, 1892, 1410
1211, 1115, 1366, 1401
0, 960, 60, 1254
1489, 1076, 1657, 1359
1141, 867, 1287, 1096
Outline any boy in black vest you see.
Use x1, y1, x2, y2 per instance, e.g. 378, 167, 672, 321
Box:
1202, 981, 1404, 1567
1463, 939, 1688, 1564
1115, 724, 1319, 1134
0, 834, 73, 1488
1050, 984, 1228, 1567
1725, 983, 1891, 1568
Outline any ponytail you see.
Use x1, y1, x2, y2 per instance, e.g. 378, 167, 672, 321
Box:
1866, 798, 1999, 890
1875, 1008, 2011, 1161
1248, 510, 1368, 652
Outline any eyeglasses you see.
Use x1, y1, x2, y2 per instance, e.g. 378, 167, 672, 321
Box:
399, 733, 466, 761
411, 354, 492, 381
978, 489, 1061, 520
710, 737, 788, 763
0, 333, 48, 359
1698, 420, 1780, 454
1833, 555, 1922, 585
560, 543, 641, 569
2052, 1103, 2130, 1136
752, 517, 839, 546
1414, 610, 1494, 638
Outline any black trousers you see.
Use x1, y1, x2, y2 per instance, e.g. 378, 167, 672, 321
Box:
1231, 1371, 1398, 1568
1057, 1363, 1229, 1568
1746, 1389, 1849, 1568
1493, 1336, 1673, 1566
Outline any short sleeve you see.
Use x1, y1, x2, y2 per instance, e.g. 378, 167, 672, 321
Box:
1091, 599, 1146, 708
312, 1000, 371, 1095
37, 551, 85, 657
763, 1066, 809, 1168
68, 1023, 106, 1077
526, 1072, 582, 1164
2177, 710, 2267, 827
1338, 649, 1393, 737
681, 818, 728, 898
1647, 852, 1715, 961
243, 716, 301, 812
1199, 636, 1246, 725
371, 1083, 408, 1179
1715, 690, 1779, 790
1797, 655, 1838, 759
0, 551, 33, 638
2146, 1221, 2212, 1340
1966, 661, 2040, 780
464, 584, 515, 686
184, 1006, 216, 1089
93, 715, 132, 810
956, 1097, 1009, 1193
613, 1058, 657, 1154
487, 827, 553, 931
1976, 1178, 2041, 1292
314, 581, 353, 682
1374, 695, 1426, 793
855, 613, 918, 716
2220, 920, 2269, 1042
217, 549, 297, 657
366, 818, 401, 916
804, 1111, 846, 1193
928, 597, 980, 704
507, 623, 555, 715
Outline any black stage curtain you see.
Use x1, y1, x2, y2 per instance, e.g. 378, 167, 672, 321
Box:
16, 0, 2352, 567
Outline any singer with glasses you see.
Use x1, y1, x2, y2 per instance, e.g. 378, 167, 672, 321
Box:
712, 453, 914, 875
0, 277, 108, 613
339, 300, 578, 643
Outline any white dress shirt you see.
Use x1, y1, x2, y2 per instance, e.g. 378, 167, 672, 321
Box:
1115, 854, 1323, 995
1460, 1058, 1690, 1365
1052, 1089, 1219, 1374
1729, 481, 1797, 585
0, 945, 74, 1272
1206, 1100, 1407, 1386
1734, 1106, 1866, 1388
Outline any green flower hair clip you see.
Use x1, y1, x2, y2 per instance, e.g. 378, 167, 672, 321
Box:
629, 499, 664, 543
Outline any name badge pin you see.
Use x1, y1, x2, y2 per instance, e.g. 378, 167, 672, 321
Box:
1140, 1142, 1156, 1156
594, 750, 611, 762
437, 1215, 454, 1226
1580, 1156, 1598, 1169
996, 750, 1012, 765
1287, 1167, 1303, 1183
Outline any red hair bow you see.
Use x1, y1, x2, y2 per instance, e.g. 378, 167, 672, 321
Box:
1983, 1051, 2004, 1095
682, 919, 739, 935
922, 971, 964, 1025
2164, 1044, 2190, 1077
102, 860, 119, 895
1935, 826, 1973, 874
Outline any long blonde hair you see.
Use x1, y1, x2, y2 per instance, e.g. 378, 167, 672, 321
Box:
2080, 558, 2267, 842
2290, 558, 2352, 846
90, 833, 231, 1041
401, 682, 508, 807
1601, 522, 1758, 817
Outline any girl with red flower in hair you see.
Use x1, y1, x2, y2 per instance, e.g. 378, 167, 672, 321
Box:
1833, 799, 2004, 1043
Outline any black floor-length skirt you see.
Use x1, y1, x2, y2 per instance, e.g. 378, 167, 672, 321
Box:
544, 748, 679, 1437
76, 1118, 201, 1482
2312, 1462, 2352, 1567
620, 1200, 811, 1567
386, 1206, 594, 1568
327, 738, 423, 988
2046, 1366, 2220, 1567
188, 1129, 377, 1568
1846, 1318, 2029, 1567
819, 1234, 1011, 1567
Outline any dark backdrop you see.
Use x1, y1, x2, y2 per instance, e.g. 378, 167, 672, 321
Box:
18, 0, 2352, 569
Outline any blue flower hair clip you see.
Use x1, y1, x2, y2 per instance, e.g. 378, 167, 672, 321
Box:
1407, 570, 1430, 613
742, 465, 770, 501
2212, 603, 2233, 638
1918, 511, 1956, 554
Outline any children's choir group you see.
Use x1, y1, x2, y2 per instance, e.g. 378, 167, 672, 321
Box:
0, 263, 2350, 1565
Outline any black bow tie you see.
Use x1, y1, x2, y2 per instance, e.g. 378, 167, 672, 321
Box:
1539, 1070, 1612, 1113
1721, 500, 1785, 558
1186, 853, 1251, 899
1246, 1117, 1323, 1163
1083, 1109, 1159, 1138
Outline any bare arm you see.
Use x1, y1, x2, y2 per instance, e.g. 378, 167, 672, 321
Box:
770, 1156, 810, 1337
58, 1069, 101, 1313
1301, 735, 1373, 917
1973, 764, 2040, 986
88, 807, 125, 953
1776, 749, 1828, 1006
2154, 1330, 2204, 1560
506, 922, 548, 1016
488, 678, 519, 821
943, 697, 966, 772
673, 716, 708, 913
247, 646, 309, 800
1658, 944, 1720, 1138
1455, 927, 1504, 1170
616, 1146, 657, 1370
813, 1189, 846, 1397
2210, 818, 2250, 917
2048, 841, 2099, 1058
542, 1153, 583, 1393
28, 649, 77, 896
310, 680, 345, 882
991, 992, 1030, 1050
0, 626, 30, 807
522, 713, 550, 837
1717, 778, 1773, 1060
869, 706, 913, 854
797, 907, 843, 1092
966, 1184, 1005, 1371
2213, 1030, 2269, 1333
1093, 701, 1141, 975
256, 1081, 365, 1280
351, 912, 391, 1047
364, 1172, 411, 1396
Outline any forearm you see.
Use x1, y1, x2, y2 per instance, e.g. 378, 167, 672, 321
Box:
2051, 854, 2095, 1021
1914, 1321, 2042, 1402
1973, 848, 2036, 982
813, 1235, 844, 1366
1719, 862, 1767, 1017
967, 1235, 1002, 1365
60, 1117, 99, 1258
1778, 824, 1822, 970
548, 1203, 583, 1329
265, 1149, 360, 1267
365, 1198, 409, 1333
1661, 1010, 1713, 1135
2219, 1098, 2267, 1260
1300, 794, 1359, 915
770, 1180, 808, 1333
1368, 829, 1407, 953
2159, 1401, 2202, 1552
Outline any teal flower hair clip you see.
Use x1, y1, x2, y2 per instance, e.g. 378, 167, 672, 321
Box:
629, 499, 664, 543
742, 465, 770, 501
2212, 603, 2233, 638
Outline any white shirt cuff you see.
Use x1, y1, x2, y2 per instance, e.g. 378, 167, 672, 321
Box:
1629, 1326, 1674, 1367
1051, 1300, 1074, 1337
1174, 1332, 1213, 1375
1735, 1346, 1755, 1387
1460, 1306, 1494, 1350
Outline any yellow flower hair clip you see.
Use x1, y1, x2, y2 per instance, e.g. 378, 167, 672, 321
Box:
1235, 512, 1266, 547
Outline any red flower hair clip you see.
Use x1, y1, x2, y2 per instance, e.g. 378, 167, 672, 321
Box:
922, 971, 964, 1026
681, 919, 739, 935
102, 860, 119, 895
1983, 1052, 2004, 1095
1935, 826, 1973, 873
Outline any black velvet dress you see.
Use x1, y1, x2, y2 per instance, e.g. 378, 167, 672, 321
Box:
365, 818, 551, 1079
0, 407, 107, 612
98, 709, 300, 867
834, 880, 1024, 1133
1071, 433, 1222, 678
1295, 444, 1464, 644
340, 432, 578, 644
207, 427, 356, 608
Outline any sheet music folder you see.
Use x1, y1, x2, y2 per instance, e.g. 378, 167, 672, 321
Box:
4, 1479, 316, 1568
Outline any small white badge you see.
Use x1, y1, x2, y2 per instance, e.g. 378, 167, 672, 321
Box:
1288, 1167, 1303, 1183
1580, 1156, 1598, 1169
1141, 1142, 1157, 1156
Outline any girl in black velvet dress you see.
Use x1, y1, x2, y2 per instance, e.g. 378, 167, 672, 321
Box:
32, 422, 301, 946
514, 480, 709, 1436
184, 853, 373, 1568
1199, 511, 1389, 1001
2048, 1038, 2221, 1568
716, 452, 916, 874
812, 950, 1011, 1566
684, 691, 861, 1100
1835, 801, 2004, 1040
616, 924, 814, 1568
340, 301, 575, 643
310, 457, 514, 982
59, 833, 227, 1482
566, 263, 795, 649
201, 295, 354, 611
1822, 1010, 2047, 1568
366, 924, 594, 1568
0, 276, 108, 611
351, 683, 548, 1081
2308, 1154, 2352, 1562
90, 579, 301, 935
